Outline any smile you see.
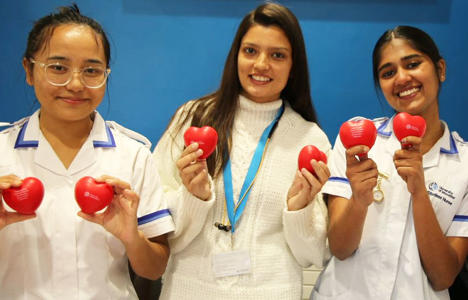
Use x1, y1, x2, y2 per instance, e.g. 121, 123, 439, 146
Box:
250, 75, 272, 82
398, 87, 420, 98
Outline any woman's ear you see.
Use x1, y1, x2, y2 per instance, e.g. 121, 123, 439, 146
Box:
437, 58, 446, 83
22, 57, 34, 86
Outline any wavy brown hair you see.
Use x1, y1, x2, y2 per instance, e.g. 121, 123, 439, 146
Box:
169, 2, 318, 178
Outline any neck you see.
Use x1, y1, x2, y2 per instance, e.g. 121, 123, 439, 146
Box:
39, 112, 94, 169
420, 108, 444, 154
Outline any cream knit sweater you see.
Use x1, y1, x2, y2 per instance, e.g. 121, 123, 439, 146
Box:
153, 95, 331, 300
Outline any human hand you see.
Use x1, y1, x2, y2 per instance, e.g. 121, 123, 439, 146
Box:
345, 145, 378, 208
287, 160, 330, 211
0, 175, 36, 230
78, 175, 139, 246
393, 136, 425, 197
176, 143, 211, 201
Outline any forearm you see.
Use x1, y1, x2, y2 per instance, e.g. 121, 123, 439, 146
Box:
328, 196, 368, 260
125, 232, 170, 280
412, 192, 462, 290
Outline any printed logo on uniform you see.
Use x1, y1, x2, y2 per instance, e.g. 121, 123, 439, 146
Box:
427, 182, 455, 206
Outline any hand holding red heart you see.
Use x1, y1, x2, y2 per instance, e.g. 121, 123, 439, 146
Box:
184, 126, 218, 159
339, 118, 377, 158
75, 176, 114, 214
2, 177, 44, 215
298, 145, 327, 175
393, 112, 426, 149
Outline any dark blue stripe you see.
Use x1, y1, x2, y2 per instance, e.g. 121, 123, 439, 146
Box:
453, 215, 468, 222
377, 118, 392, 137
440, 133, 458, 155
328, 176, 350, 183
138, 209, 171, 225
93, 124, 116, 148
14, 121, 38, 148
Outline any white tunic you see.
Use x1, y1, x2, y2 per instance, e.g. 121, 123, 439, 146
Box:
0, 110, 174, 300
312, 116, 468, 300
154, 95, 331, 300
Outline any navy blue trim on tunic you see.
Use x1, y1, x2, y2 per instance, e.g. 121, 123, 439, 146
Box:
440, 133, 458, 155
93, 125, 116, 148
453, 215, 468, 222
138, 209, 171, 225
14, 121, 38, 148
377, 118, 392, 137
328, 176, 350, 184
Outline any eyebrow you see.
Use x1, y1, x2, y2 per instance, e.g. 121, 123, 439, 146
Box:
241, 42, 291, 52
378, 54, 423, 73
46, 56, 104, 65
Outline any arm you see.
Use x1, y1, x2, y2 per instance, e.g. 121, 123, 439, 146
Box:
394, 136, 468, 290
78, 176, 170, 279
0, 175, 36, 230
327, 145, 378, 260
153, 122, 215, 253
283, 162, 330, 267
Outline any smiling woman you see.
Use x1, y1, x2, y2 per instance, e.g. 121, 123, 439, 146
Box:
0, 4, 174, 299
153, 3, 331, 300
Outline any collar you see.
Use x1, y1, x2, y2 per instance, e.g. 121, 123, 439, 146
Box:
376, 115, 458, 155
14, 110, 116, 149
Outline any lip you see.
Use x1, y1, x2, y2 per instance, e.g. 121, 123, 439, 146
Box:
57, 97, 88, 105
395, 85, 421, 100
249, 74, 272, 85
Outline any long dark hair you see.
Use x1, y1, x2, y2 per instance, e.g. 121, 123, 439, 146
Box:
23, 4, 111, 69
170, 3, 318, 177
372, 25, 443, 92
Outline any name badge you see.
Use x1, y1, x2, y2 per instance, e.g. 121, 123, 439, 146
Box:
212, 249, 251, 278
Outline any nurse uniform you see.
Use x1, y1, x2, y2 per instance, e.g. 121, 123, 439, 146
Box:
0, 110, 174, 299
312, 116, 468, 300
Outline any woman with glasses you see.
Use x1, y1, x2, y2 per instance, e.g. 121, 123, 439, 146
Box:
0, 5, 174, 299
153, 3, 331, 299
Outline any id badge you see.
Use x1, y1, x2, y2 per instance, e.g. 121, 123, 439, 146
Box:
212, 249, 251, 278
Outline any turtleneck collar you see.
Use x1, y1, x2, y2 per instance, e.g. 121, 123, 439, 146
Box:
237, 94, 283, 124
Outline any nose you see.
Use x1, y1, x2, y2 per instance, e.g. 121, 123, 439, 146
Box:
65, 70, 85, 92
253, 52, 269, 71
394, 67, 412, 86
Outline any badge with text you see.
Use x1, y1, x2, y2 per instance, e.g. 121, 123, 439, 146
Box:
212, 250, 251, 278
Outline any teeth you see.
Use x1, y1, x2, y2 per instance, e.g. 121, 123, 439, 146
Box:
399, 87, 419, 97
251, 75, 271, 82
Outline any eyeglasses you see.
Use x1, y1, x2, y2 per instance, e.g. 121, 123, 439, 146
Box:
30, 58, 111, 89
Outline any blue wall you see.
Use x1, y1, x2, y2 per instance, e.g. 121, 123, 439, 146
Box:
1, 0, 466, 149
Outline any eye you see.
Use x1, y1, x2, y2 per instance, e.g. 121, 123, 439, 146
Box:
407, 61, 421, 69
272, 52, 286, 59
243, 47, 256, 55
83, 67, 104, 77
380, 69, 395, 79
46, 63, 69, 74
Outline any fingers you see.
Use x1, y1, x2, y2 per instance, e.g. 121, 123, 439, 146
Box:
176, 143, 204, 170
400, 136, 422, 151
310, 160, 330, 185
345, 146, 370, 166
0, 175, 23, 190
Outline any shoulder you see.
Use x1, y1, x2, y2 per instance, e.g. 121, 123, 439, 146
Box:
452, 131, 468, 157
0, 116, 30, 143
106, 121, 152, 150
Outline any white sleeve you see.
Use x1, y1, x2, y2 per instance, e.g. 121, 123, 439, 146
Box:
322, 134, 352, 200
282, 193, 329, 268
132, 146, 175, 238
152, 110, 216, 253
447, 185, 468, 237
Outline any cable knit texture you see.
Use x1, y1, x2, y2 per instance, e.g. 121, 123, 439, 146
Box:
153, 95, 331, 300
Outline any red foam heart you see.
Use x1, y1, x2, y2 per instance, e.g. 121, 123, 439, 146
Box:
183, 126, 218, 159
75, 176, 113, 214
2, 177, 44, 214
298, 145, 327, 175
339, 118, 377, 157
393, 112, 426, 147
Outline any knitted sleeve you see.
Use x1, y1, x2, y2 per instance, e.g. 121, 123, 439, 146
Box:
152, 104, 216, 253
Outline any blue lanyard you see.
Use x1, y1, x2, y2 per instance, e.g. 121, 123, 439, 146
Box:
223, 104, 284, 233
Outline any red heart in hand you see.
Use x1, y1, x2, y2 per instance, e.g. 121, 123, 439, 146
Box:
298, 145, 327, 175
75, 176, 113, 214
183, 126, 218, 159
339, 118, 377, 157
2, 177, 44, 214
393, 112, 426, 148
